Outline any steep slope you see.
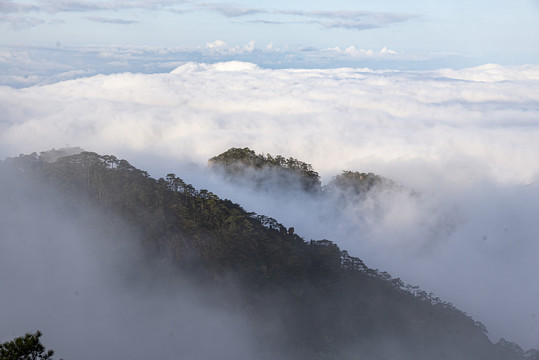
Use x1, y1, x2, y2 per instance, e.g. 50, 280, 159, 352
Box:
1, 150, 534, 360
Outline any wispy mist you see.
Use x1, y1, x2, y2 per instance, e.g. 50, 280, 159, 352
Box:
1, 62, 538, 348
203, 159, 539, 348
0, 166, 267, 359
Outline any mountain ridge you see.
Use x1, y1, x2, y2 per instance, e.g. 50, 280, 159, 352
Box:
1, 148, 535, 360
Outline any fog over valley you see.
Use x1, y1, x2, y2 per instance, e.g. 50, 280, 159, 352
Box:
0, 167, 267, 359
1, 61, 539, 356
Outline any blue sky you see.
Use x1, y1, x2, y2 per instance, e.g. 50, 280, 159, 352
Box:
1, 0, 539, 80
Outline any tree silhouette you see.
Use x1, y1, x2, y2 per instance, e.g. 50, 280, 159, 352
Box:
0, 331, 60, 360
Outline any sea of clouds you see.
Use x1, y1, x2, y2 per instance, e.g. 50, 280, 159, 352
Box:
1, 61, 538, 350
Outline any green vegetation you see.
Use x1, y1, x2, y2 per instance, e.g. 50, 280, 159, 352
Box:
209, 148, 404, 200
208, 147, 321, 192
326, 170, 396, 194
0, 331, 59, 360
2, 149, 535, 360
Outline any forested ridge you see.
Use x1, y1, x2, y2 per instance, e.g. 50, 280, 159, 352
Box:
1, 148, 536, 360
209, 147, 401, 198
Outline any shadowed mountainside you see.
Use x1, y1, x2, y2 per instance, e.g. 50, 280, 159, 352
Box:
1, 149, 536, 360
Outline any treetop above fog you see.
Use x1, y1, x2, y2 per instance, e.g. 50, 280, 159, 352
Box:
208, 147, 321, 192
208, 147, 402, 199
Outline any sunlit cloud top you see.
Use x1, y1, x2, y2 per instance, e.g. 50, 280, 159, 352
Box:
1, 62, 538, 184
1, 61, 539, 349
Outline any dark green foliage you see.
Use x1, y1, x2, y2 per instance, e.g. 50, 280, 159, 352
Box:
209, 149, 408, 204
0, 331, 59, 360
208, 147, 321, 192
2, 150, 536, 360
326, 170, 396, 195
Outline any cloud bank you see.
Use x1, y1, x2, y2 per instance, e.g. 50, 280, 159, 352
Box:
1, 43, 426, 88
1, 62, 539, 349
2, 62, 537, 183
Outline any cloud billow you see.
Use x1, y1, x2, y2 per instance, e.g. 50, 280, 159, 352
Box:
0, 62, 539, 349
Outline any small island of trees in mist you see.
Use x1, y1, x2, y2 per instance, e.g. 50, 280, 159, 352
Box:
1, 147, 537, 360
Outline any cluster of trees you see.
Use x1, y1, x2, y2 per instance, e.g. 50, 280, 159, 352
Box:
2, 149, 537, 360
327, 170, 396, 195
208, 148, 404, 202
208, 147, 321, 192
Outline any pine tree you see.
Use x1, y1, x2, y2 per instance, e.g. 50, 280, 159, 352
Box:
0, 331, 60, 360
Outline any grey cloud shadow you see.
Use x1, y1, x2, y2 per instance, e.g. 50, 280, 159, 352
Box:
85, 16, 139, 24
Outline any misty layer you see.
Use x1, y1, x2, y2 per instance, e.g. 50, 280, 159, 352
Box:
0, 153, 264, 360
1, 62, 538, 185
1, 62, 538, 350
204, 147, 539, 351
1, 150, 537, 360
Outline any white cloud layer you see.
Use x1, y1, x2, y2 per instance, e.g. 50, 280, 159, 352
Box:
0, 43, 419, 88
1, 62, 539, 349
